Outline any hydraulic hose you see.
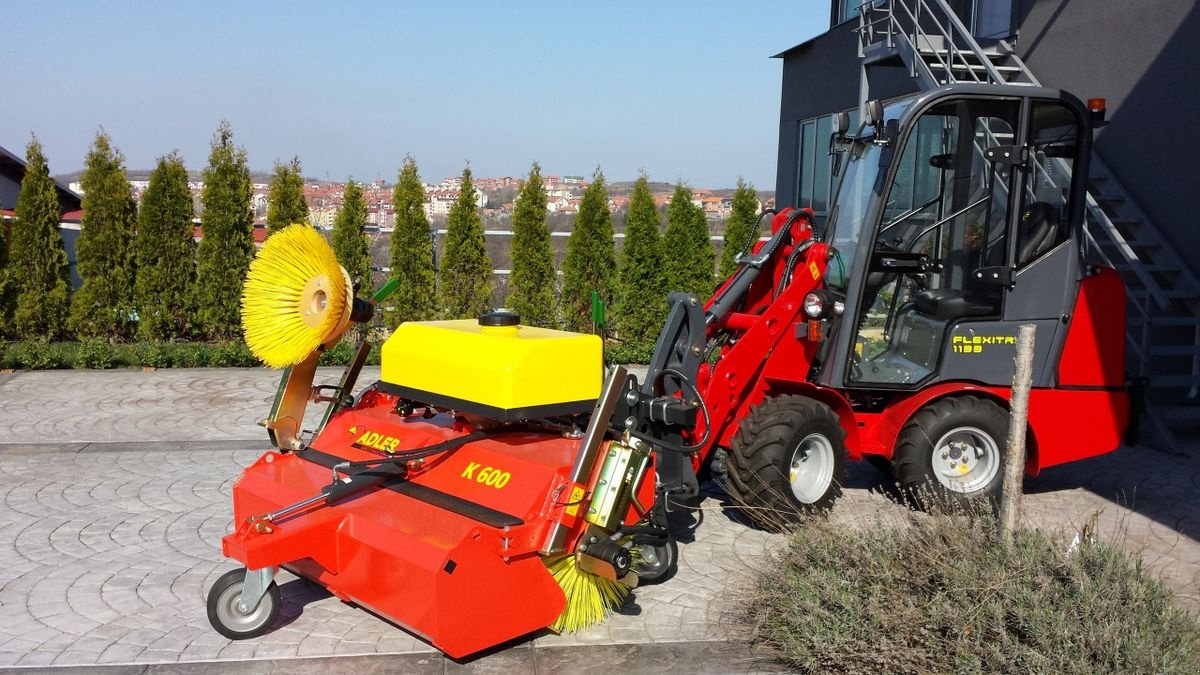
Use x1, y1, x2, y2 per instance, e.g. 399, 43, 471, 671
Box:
736, 208, 776, 260
630, 367, 712, 455
774, 239, 815, 300
330, 430, 489, 476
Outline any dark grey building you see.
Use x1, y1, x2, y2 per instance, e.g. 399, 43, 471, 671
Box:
772, 0, 1199, 445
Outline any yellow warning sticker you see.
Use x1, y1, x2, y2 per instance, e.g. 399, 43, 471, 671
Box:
563, 485, 586, 517
809, 261, 820, 280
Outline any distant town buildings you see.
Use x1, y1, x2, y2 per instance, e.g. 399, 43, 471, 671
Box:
69, 171, 763, 229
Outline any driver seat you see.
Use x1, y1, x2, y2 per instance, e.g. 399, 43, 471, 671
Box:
1017, 201, 1061, 265
914, 289, 994, 321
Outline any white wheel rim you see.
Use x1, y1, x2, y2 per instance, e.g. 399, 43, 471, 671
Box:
931, 426, 1000, 494
788, 433, 835, 504
215, 583, 272, 634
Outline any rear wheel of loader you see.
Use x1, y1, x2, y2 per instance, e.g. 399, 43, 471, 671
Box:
725, 395, 847, 528
207, 568, 281, 640
892, 396, 1008, 507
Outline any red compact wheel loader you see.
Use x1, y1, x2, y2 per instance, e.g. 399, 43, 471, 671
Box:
208, 83, 1130, 657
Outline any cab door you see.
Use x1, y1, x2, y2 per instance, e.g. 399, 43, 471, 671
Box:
941, 99, 1086, 387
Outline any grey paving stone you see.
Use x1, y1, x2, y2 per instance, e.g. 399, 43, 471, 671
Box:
0, 369, 1197, 670
531, 640, 790, 674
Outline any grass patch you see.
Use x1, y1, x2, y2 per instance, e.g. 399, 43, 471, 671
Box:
733, 510, 1199, 674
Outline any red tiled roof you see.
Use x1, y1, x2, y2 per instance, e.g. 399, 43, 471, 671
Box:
192, 224, 269, 244
61, 209, 84, 222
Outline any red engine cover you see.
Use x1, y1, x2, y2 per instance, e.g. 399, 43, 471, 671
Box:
1059, 266, 1126, 388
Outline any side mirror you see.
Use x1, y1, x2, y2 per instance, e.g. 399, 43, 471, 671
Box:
864, 99, 884, 127
832, 111, 851, 135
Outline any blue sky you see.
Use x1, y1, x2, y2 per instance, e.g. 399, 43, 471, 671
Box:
1, 1, 829, 190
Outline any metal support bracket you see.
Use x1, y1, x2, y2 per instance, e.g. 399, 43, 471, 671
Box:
237, 565, 278, 614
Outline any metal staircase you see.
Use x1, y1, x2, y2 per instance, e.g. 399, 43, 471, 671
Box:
855, 0, 1200, 449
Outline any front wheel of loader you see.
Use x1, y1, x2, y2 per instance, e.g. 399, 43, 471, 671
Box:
207, 568, 281, 640
725, 395, 847, 529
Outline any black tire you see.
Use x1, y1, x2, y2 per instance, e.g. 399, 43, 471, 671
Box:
725, 395, 847, 528
892, 395, 1008, 507
634, 538, 678, 584
206, 568, 281, 640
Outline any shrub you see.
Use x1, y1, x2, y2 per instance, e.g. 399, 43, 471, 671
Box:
170, 342, 210, 368
75, 338, 118, 369
133, 341, 175, 368
605, 340, 656, 366
0, 339, 387, 369
208, 341, 259, 368
8, 338, 65, 369
733, 510, 1200, 674
318, 339, 356, 366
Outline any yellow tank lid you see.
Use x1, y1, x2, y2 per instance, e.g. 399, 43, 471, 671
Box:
380, 313, 602, 420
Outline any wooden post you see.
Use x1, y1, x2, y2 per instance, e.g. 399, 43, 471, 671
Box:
999, 323, 1037, 545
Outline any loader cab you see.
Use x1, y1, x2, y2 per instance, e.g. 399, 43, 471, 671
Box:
820, 86, 1091, 391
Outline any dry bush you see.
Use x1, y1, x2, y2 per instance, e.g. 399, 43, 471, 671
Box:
731, 505, 1199, 674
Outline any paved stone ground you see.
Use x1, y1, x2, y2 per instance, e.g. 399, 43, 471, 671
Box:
0, 368, 1197, 670
0, 368, 354, 444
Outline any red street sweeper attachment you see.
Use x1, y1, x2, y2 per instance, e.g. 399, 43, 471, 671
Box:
208, 225, 688, 657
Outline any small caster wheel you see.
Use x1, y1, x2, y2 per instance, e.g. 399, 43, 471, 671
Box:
207, 568, 280, 640
634, 538, 679, 584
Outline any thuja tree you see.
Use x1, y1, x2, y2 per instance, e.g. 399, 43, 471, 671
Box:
266, 156, 309, 235
0, 199, 12, 334
69, 131, 138, 339
135, 152, 195, 340
508, 162, 556, 327
438, 167, 491, 319
387, 155, 437, 325
561, 169, 615, 333
615, 175, 667, 348
718, 177, 759, 279
332, 181, 371, 294
11, 137, 71, 339
663, 182, 714, 298
193, 121, 254, 339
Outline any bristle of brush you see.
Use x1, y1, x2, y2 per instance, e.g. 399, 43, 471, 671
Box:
544, 555, 630, 633
241, 224, 349, 368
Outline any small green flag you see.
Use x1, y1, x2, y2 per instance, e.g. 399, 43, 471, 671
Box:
590, 290, 605, 330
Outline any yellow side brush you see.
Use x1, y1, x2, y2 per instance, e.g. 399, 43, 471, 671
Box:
241, 224, 352, 368
544, 555, 630, 633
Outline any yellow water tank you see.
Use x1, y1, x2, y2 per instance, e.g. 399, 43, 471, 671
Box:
380, 311, 602, 420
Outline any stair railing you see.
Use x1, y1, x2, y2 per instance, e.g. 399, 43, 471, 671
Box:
858, 0, 1006, 86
